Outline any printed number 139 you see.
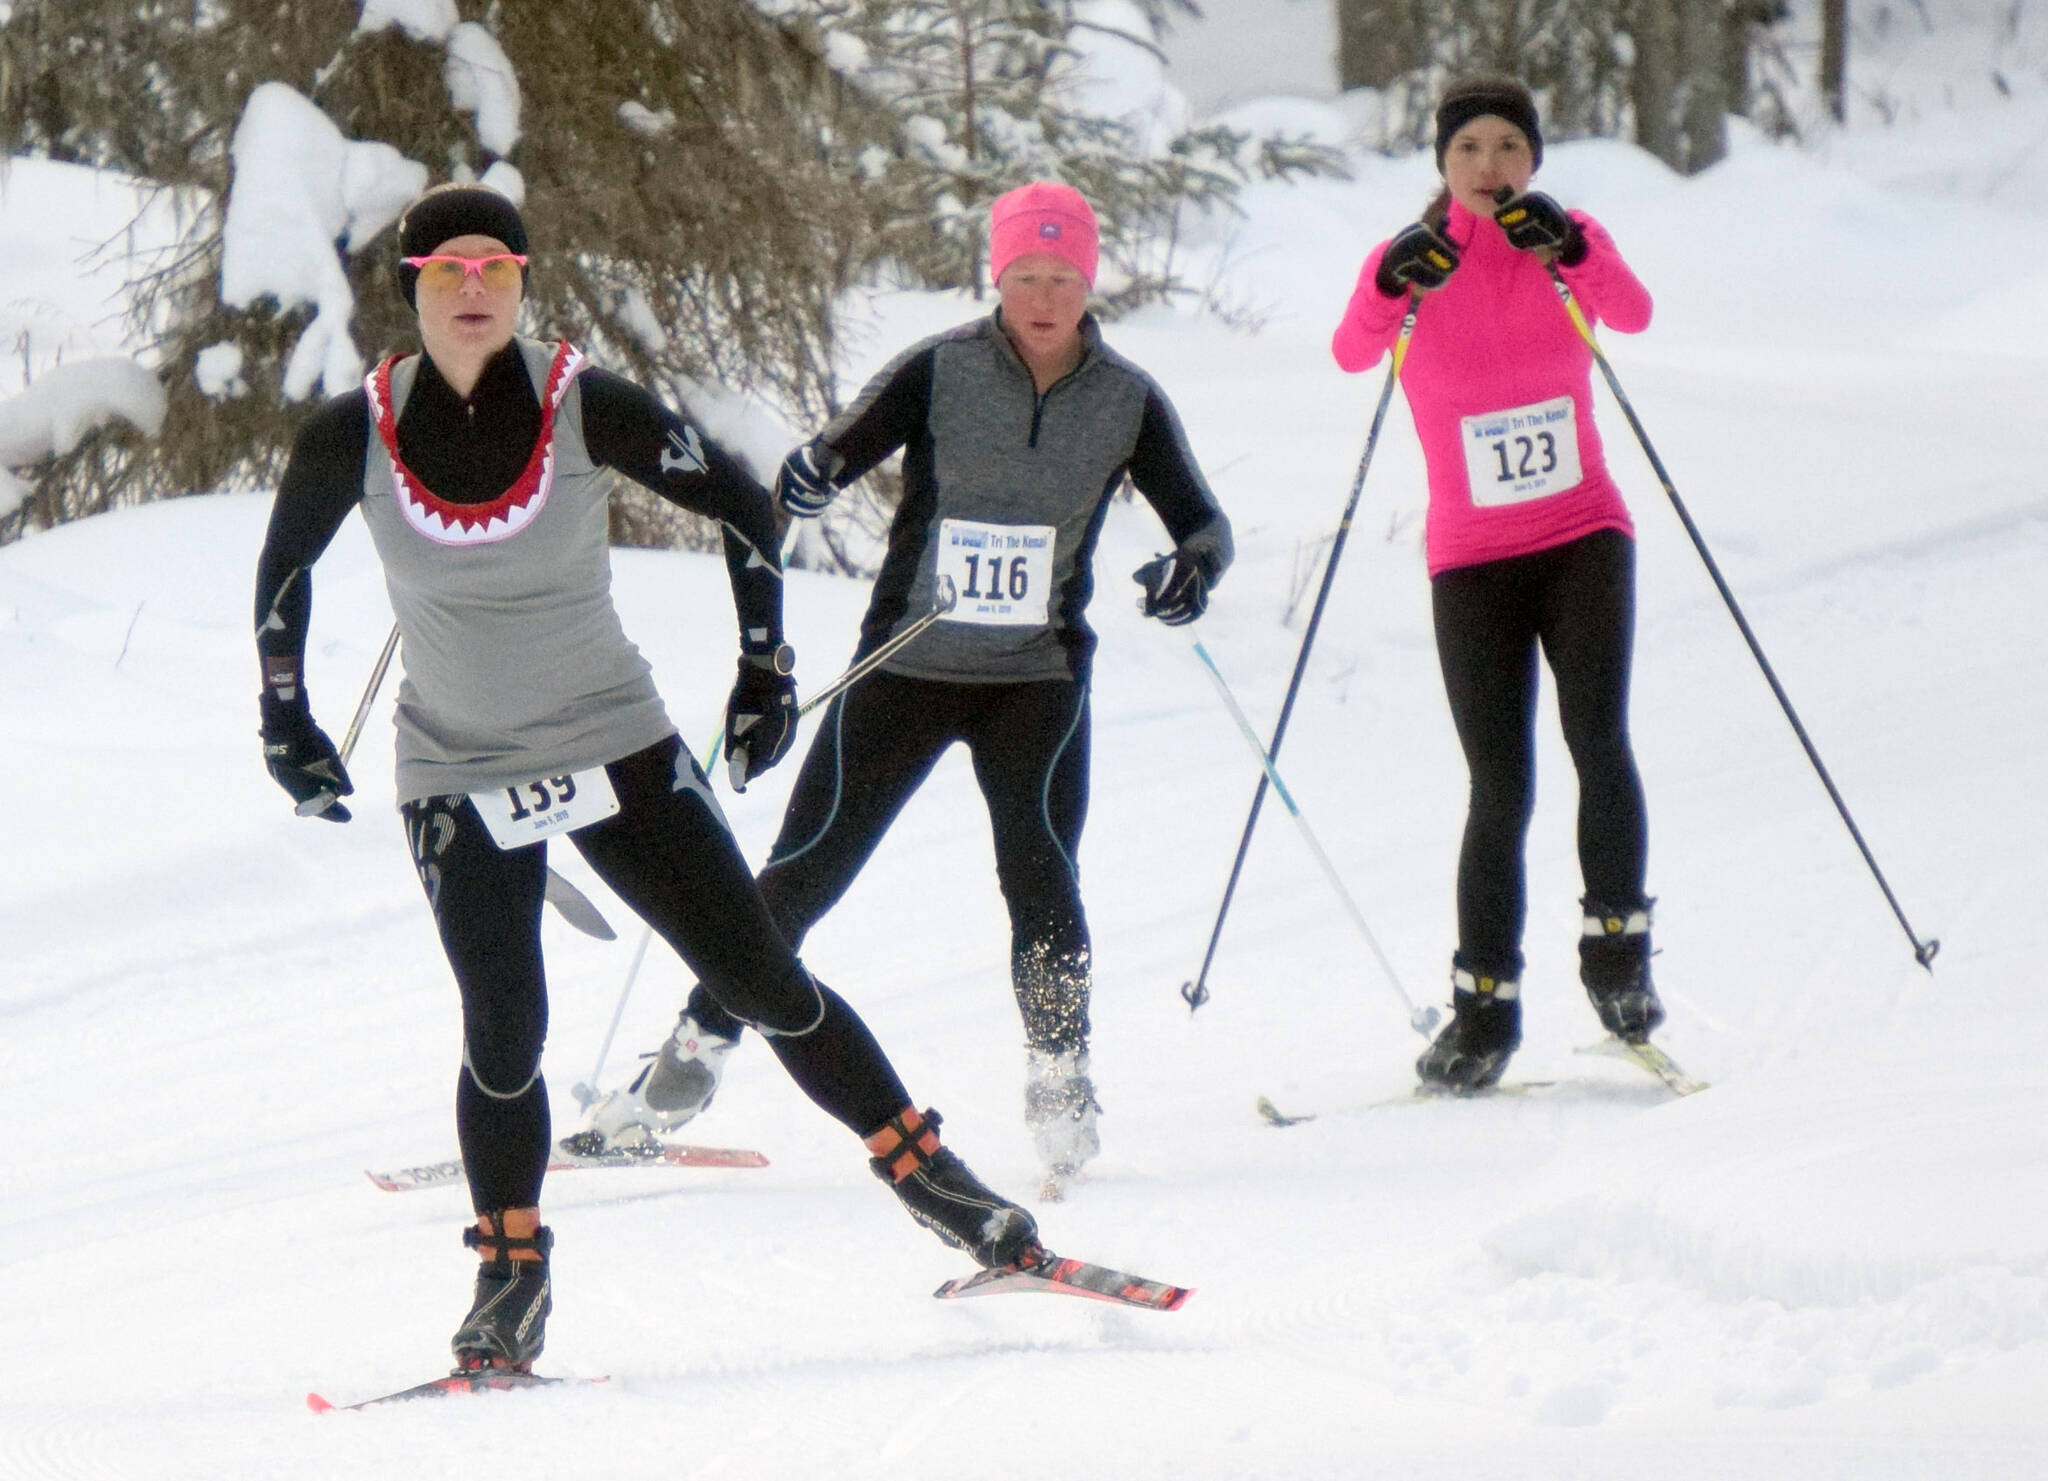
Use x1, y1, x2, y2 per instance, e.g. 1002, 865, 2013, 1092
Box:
504, 774, 576, 820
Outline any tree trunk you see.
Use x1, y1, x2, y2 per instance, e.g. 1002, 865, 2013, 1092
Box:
1820, 0, 1847, 122
1333, 0, 1425, 90
1721, 1, 1771, 114
1631, 0, 1727, 174
1675, 0, 1727, 171
1631, 0, 1680, 165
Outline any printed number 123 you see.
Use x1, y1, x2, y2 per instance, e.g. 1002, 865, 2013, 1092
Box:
1492, 432, 1557, 481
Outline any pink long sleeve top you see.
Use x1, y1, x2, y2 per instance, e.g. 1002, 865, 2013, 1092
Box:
1331, 200, 1653, 576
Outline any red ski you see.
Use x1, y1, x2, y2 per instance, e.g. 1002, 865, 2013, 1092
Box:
935, 1252, 1192, 1311
366, 1142, 767, 1192
307, 1369, 608, 1413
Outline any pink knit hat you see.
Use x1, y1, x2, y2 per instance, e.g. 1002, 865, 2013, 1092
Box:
988, 181, 1099, 289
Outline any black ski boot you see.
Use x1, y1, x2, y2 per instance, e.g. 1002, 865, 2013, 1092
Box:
1580, 900, 1664, 1044
871, 1109, 1041, 1269
451, 1216, 553, 1372
1416, 968, 1522, 1093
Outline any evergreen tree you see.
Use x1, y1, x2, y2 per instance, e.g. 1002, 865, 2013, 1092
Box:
794, 0, 1343, 307
1330, 0, 1743, 174
0, 1, 1338, 560
0, 0, 893, 547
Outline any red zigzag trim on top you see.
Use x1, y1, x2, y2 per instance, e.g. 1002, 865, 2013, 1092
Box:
367, 341, 586, 547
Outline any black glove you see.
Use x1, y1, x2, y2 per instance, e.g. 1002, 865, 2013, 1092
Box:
1492, 190, 1587, 264
775, 441, 838, 519
724, 647, 799, 790
260, 696, 353, 821
1134, 547, 1215, 627
1375, 222, 1460, 296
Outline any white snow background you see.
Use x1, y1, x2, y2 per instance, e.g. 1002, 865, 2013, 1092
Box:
4, 6, 2048, 1476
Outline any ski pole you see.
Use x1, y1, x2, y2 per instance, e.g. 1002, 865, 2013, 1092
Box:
710, 574, 960, 786
572, 924, 654, 1109
317, 620, 618, 941
1189, 638, 1438, 1037
295, 621, 401, 814
805, 574, 959, 714
1183, 301, 1419, 1013
1541, 260, 1938, 970
585, 574, 963, 1097
335, 623, 400, 773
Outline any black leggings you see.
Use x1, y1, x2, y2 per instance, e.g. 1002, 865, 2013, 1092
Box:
690, 670, 1092, 1054
1431, 529, 1648, 979
402, 734, 910, 1213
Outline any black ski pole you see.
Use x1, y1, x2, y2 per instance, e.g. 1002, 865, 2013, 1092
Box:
1182, 301, 1420, 1013
1189, 636, 1439, 1037
1542, 260, 1938, 970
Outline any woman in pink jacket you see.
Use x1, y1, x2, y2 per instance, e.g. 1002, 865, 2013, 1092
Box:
1332, 77, 1661, 1092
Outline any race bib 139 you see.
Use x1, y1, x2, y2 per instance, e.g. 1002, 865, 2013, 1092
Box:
471, 765, 620, 849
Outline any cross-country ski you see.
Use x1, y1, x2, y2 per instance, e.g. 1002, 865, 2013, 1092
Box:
365, 1142, 769, 1193
306, 1370, 608, 1413
1576, 1035, 1710, 1096
935, 1253, 1193, 1312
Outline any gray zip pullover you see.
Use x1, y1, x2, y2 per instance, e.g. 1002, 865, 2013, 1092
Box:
818, 312, 1231, 682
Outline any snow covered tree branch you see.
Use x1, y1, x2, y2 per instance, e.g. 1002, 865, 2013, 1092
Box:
0, 0, 899, 551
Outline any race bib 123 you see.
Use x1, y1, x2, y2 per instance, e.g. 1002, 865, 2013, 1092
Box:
1460, 394, 1583, 507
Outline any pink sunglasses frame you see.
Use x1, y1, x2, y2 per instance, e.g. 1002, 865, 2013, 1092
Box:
401, 251, 529, 284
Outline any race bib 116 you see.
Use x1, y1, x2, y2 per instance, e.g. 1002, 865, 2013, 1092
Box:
1461, 395, 1583, 507
471, 765, 620, 850
936, 518, 1055, 626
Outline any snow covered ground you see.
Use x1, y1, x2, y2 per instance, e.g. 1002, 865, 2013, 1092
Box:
6, 37, 2048, 1481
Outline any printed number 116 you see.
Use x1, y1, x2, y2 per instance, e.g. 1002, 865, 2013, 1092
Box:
963, 554, 1030, 602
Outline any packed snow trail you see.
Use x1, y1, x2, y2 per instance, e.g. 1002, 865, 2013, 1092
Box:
6, 82, 2048, 1481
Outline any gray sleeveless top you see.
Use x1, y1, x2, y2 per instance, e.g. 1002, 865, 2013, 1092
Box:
359, 337, 674, 803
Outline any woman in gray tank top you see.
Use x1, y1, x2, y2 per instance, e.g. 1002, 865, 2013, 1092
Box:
252, 184, 1050, 1376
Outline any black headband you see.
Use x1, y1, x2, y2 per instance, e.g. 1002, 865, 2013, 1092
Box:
395, 185, 529, 306
1434, 87, 1543, 173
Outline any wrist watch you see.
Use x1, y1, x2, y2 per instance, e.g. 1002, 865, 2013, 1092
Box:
744, 643, 797, 677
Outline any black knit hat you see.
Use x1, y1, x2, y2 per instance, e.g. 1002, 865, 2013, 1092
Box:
1434, 77, 1543, 174
395, 183, 529, 307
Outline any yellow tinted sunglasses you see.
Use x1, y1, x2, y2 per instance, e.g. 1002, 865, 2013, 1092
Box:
403, 252, 528, 290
